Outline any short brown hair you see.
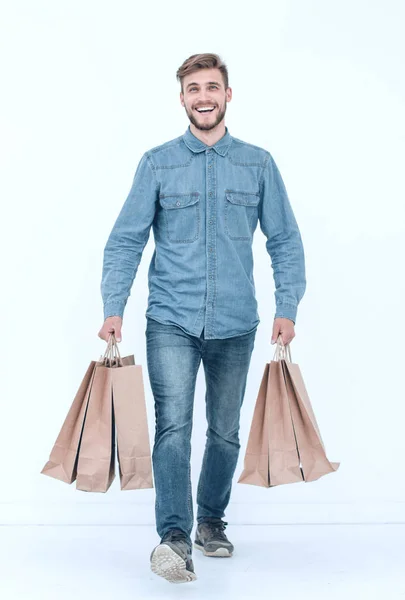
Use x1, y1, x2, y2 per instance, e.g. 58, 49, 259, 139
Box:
176, 53, 229, 93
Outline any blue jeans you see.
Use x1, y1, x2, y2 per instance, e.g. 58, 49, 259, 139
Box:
145, 316, 257, 545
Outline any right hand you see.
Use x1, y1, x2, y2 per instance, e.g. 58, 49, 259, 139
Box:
98, 316, 123, 343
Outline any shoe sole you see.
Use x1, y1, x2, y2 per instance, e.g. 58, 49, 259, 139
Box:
193, 541, 233, 557
150, 543, 197, 584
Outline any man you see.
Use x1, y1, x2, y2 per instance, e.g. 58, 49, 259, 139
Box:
98, 53, 306, 584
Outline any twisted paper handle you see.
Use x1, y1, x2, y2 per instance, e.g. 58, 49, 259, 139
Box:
100, 332, 123, 367
272, 334, 292, 362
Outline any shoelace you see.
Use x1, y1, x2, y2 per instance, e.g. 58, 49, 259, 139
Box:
163, 529, 190, 544
204, 520, 229, 538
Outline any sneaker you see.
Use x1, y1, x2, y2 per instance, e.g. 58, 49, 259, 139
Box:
194, 518, 234, 557
150, 528, 197, 583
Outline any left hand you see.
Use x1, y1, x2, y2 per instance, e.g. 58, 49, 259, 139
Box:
271, 317, 295, 346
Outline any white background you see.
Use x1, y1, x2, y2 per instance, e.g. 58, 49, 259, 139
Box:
1, 0, 404, 526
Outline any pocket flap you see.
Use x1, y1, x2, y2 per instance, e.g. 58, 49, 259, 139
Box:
159, 193, 200, 209
225, 191, 260, 206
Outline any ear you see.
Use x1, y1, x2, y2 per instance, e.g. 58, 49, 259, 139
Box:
180, 92, 185, 107
226, 87, 232, 102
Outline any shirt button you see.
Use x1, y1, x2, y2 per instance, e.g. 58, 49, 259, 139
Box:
176, 201, 181, 206
209, 192, 212, 197
208, 165, 212, 169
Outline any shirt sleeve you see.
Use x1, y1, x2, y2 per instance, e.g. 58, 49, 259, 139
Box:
101, 152, 159, 320
258, 152, 306, 324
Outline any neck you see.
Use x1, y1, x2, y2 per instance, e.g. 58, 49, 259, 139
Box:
189, 122, 226, 147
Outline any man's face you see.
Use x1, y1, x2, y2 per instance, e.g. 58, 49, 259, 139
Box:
180, 68, 232, 132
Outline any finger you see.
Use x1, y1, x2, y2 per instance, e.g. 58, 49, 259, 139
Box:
112, 329, 122, 342
271, 326, 280, 344
279, 334, 289, 346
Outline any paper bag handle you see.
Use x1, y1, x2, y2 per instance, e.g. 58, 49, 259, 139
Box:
101, 332, 123, 367
272, 334, 292, 362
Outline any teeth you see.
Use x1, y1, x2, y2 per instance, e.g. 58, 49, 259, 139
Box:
196, 106, 215, 112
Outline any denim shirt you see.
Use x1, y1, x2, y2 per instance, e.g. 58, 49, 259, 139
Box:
101, 125, 306, 340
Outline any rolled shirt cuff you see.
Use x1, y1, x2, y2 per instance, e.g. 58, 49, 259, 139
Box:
103, 301, 126, 321
274, 303, 297, 324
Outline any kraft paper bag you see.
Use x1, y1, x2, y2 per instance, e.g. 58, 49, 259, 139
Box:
75, 360, 116, 493
282, 357, 340, 481
40, 360, 98, 484
41, 348, 134, 487
268, 358, 304, 486
235, 365, 271, 487
238, 336, 339, 487
76, 333, 153, 492
110, 334, 154, 491
237, 356, 302, 487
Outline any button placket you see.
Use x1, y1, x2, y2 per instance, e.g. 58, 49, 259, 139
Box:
205, 148, 216, 335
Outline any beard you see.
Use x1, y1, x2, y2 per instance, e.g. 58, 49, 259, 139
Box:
185, 102, 227, 131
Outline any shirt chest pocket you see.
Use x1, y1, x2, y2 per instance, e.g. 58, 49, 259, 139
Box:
224, 191, 260, 240
159, 192, 201, 243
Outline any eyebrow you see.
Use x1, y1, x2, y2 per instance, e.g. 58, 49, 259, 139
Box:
186, 81, 221, 89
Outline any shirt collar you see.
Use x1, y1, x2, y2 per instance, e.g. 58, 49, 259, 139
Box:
182, 125, 233, 156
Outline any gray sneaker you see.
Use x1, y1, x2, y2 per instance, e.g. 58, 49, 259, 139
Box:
194, 518, 234, 557
150, 528, 197, 584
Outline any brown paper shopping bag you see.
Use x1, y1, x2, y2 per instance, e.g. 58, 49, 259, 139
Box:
40, 360, 98, 484
41, 346, 134, 487
282, 351, 340, 482
76, 333, 154, 492
75, 356, 116, 493
267, 357, 304, 486
238, 336, 339, 487
236, 366, 271, 487
237, 353, 302, 487
104, 333, 154, 491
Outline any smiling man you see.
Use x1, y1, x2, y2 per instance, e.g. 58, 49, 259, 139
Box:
99, 53, 306, 584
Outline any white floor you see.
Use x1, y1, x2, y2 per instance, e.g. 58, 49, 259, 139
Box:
0, 524, 404, 599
